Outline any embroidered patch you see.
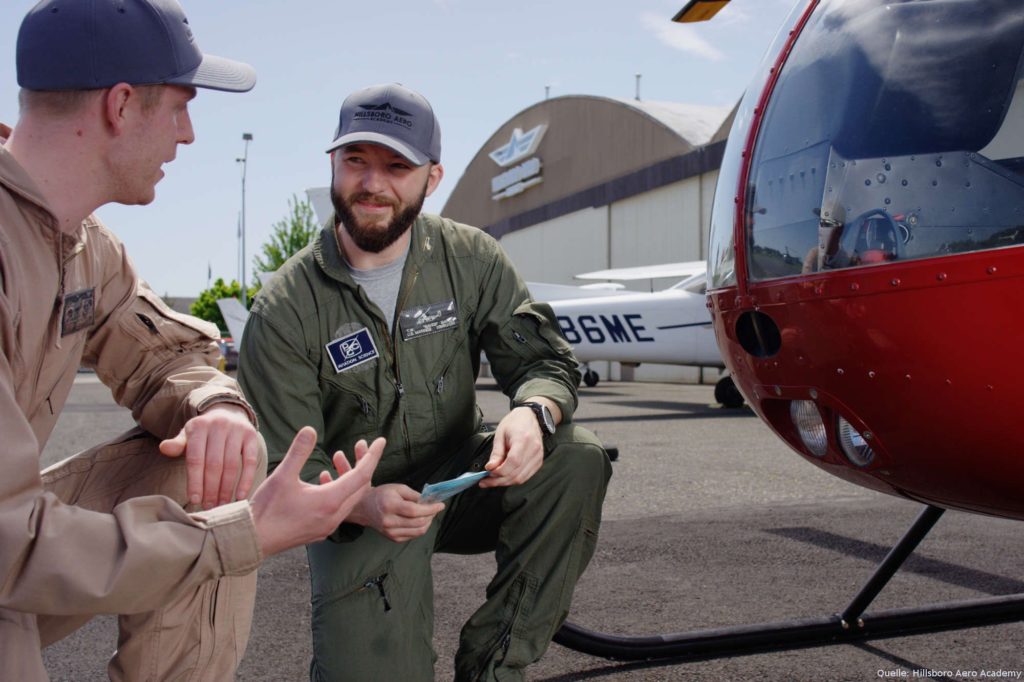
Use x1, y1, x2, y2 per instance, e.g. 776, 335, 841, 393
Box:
399, 299, 459, 341
326, 327, 379, 373
61, 288, 96, 337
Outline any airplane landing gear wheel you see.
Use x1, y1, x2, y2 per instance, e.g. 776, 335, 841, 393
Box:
583, 369, 600, 387
714, 376, 744, 408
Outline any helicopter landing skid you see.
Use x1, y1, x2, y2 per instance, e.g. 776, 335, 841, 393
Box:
554, 505, 1024, 662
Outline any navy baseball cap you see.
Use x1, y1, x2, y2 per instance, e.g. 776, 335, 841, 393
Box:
16, 0, 256, 92
326, 83, 441, 166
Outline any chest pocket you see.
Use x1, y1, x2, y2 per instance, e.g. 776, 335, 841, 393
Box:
426, 322, 478, 448
319, 335, 381, 449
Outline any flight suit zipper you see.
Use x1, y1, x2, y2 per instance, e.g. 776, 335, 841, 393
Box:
472, 576, 529, 681
384, 268, 419, 464
363, 574, 392, 612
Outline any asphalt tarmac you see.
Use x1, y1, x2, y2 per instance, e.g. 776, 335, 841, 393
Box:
40, 374, 1024, 681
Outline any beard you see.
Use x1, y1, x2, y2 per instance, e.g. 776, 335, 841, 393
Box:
331, 177, 428, 254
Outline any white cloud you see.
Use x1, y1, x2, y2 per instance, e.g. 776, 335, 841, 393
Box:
641, 11, 724, 61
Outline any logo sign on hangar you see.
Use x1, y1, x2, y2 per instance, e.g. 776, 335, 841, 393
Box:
489, 123, 547, 201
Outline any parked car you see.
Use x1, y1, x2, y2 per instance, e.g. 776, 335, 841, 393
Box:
218, 337, 239, 371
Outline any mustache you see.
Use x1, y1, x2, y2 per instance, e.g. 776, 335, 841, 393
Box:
349, 192, 398, 209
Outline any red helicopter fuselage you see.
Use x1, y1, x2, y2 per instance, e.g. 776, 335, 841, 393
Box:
707, 0, 1024, 519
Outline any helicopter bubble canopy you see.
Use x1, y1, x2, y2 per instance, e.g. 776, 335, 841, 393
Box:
709, 0, 1024, 286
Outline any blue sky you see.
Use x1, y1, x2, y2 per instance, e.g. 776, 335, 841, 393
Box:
1, 0, 797, 296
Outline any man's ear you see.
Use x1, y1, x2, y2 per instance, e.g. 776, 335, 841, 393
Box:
103, 83, 135, 135
425, 162, 444, 197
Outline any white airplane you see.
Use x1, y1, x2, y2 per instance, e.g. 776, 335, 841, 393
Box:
217, 297, 249, 347
529, 261, 745, 408
218, 263, 742, 407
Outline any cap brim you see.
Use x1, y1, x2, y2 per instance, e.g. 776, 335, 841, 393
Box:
325, 131, 430, 166
166, 53, 256, 93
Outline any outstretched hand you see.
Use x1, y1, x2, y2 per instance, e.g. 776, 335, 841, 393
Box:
249, 426, 383, 557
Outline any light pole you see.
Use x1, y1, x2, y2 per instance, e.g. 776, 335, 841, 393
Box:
236, 132, 253, 308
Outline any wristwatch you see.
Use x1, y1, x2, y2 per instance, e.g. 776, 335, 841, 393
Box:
516, 401, 556, 435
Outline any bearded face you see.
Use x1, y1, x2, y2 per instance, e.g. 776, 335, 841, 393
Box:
331, 171, 429, 254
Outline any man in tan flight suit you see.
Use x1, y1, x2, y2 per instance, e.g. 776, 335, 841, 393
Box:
0, 1, 383, 680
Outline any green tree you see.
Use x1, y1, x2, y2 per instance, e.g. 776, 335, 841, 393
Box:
190, 278, 256, 333
253, 194, 319, 278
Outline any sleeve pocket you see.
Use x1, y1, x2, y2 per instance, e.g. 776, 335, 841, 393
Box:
503, 302, 573, 360
119, 285, 221, 358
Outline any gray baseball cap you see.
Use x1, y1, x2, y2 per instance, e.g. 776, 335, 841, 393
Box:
16, 0, 256, 93
326, 83, 441, 166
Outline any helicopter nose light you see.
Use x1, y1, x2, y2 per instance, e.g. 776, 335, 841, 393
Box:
837, 417, 875, 467
790, 400, 827, 458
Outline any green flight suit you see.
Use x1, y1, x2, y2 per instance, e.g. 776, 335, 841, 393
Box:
238, 215, 611, 681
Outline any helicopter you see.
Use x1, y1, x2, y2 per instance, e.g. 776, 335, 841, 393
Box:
553, 0, 1024, 663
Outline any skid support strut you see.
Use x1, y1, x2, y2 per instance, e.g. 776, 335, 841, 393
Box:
553, 505, 1024, 662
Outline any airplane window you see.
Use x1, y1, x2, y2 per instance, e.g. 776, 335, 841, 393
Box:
742, 0, 1024, 281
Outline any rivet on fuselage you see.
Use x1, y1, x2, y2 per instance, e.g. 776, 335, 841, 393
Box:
936, 272, 947, 281
890, 278, 901, 287
987, 266, 998, 275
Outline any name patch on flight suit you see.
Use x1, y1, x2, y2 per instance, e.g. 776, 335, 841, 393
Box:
399, 299, 459, 341
326, 327, 379, 373
61, 288, 95, 337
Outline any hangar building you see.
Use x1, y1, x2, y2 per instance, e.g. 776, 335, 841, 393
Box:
441, 94, 735, 384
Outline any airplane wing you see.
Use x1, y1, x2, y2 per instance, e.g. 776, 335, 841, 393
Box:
574, 261, 706, 282
216, 298, 250, 346
527, 281, 629, 303
305, 186, 333, 227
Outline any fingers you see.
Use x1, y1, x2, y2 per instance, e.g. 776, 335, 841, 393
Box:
377, 487, 444, 541
275, 426, 319, 479
234, 433, 262, 500
485, 429, 507, 473
159, 430, 187, 457
332, 450, 353, 477
481, 438, 543, 487
216, 426, 244, 506
394, 487, 445, 518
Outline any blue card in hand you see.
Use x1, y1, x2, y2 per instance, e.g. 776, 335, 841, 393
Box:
420, 470, 490, 503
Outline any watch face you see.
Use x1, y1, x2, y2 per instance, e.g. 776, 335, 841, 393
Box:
538, 404, 555, 434
520, 402, 555, 434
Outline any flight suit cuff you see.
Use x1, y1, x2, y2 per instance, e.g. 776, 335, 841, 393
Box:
195, 391, 259, 427
513, 380, 575, 425
191, 500, 263, 577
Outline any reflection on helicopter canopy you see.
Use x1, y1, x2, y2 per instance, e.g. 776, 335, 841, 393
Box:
725, 0, 1024, 283
798, 148, 1024, 274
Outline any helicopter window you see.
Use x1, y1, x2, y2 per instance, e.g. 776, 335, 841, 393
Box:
744, 0, 1024, 281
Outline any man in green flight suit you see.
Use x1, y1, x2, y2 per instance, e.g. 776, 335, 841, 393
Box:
238, 82, 612, 681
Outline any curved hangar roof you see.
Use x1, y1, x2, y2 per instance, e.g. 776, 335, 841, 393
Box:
441, 94, 733, 236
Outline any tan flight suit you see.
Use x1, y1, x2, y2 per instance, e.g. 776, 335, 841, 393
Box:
0, 128, 264, 681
